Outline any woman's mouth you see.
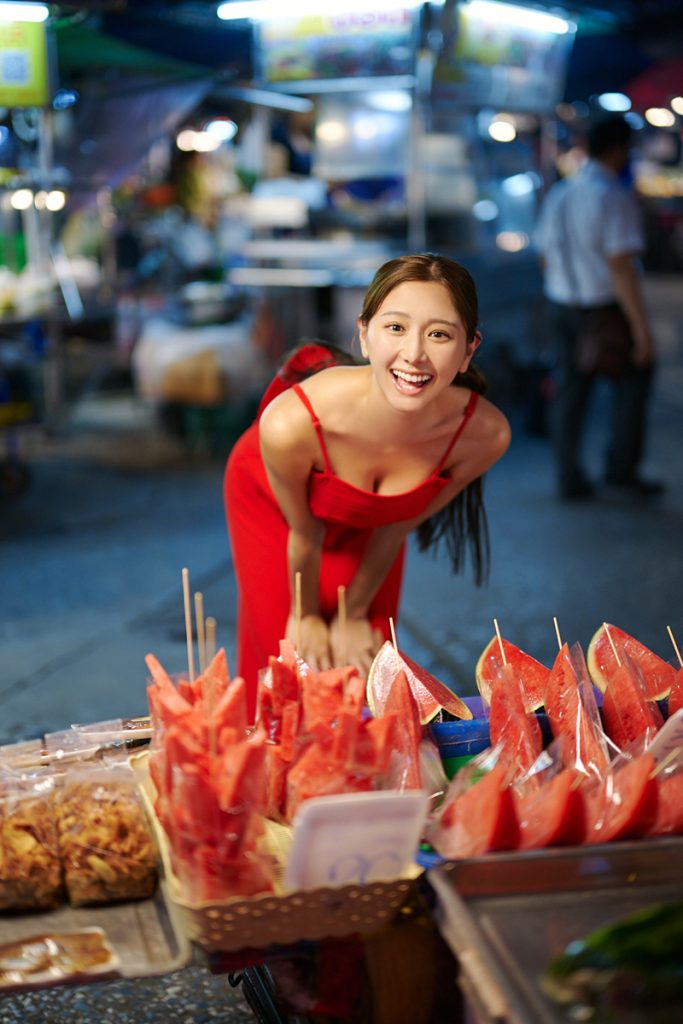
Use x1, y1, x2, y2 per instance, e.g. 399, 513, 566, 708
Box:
391, 369, 433, 394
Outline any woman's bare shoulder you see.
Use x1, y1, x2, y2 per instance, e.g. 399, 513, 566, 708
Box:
468, 393, 511, 457
259, 386, 314, 455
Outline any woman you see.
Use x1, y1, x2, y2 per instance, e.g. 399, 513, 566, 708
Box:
224, 253, 510, 718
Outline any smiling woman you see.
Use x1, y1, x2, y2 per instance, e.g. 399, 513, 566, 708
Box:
224, 253, 511, 718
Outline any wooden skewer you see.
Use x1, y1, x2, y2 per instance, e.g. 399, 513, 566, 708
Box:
666, 625, 683, 668
553, 616, 563, 651
181, 567, 195, 682
493, 618, 507, 665
195, 591, 206, 675
295, 572, 302, 654
603, 622, 621, 667
650, 745, 682, 779
205, 617, 217, 667
389, 617, 399, 656
337, 585, 347, 666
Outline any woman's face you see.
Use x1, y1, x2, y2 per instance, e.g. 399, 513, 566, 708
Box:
358, 280, 479, 408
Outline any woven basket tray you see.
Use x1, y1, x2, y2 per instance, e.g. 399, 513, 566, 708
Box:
130, 752, 420, 953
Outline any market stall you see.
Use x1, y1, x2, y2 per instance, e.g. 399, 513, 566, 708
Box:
2, 606, 683, 1022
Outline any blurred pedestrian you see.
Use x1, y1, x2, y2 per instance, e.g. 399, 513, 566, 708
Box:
535, 113, 663, 500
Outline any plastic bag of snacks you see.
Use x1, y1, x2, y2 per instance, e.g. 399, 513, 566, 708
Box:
0, 769, 63, 912
54, 762, 157, 907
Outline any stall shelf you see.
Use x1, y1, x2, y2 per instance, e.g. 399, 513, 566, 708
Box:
427, 836, 683, 1024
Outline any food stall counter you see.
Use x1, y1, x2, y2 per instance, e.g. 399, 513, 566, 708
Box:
427, 837, 683, 1024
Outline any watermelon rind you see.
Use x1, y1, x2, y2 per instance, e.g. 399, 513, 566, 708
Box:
475, 636, 548, 712
586, 623, 675, 700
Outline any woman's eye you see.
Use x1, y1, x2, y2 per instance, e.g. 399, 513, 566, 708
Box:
430, 330, 451, 340
386, 323, 403, 332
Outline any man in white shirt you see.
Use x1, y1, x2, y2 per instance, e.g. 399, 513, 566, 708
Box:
535, 114, 662, 500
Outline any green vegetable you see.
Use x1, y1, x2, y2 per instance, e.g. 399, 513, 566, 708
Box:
541, 902, 683, 1022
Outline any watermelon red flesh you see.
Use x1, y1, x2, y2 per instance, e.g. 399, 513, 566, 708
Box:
433, 764, 519, 858
475, 637, 549, 712
383, 669, 423, 790
488, 665, 543, 780
600, 662, 664, 752
668, 667, 683, 716
649, 770, 683, 836
399, 649, 473, 721
211, 675, 249, 737
587, 624, 676, 700
545, 644, 610, 778
302, 666, 355, 730
585, 754, 658, 844
515, 770, 586, 850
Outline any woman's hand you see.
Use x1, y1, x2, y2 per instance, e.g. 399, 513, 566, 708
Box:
329, 616, 384, 677
285, 613, 332, 671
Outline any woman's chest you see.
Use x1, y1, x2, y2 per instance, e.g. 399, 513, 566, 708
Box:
317, 435, 449, 496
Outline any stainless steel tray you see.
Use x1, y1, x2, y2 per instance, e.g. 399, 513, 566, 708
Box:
0, 882, 191, 994
427, 837, 683, 1024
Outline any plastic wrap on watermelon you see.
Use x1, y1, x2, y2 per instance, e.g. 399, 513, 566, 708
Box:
648, 746, 683, 837
584, 751, 658, 844
145, 653, 276, 901
666, 665, 683, 716
512, 752, 586, 850
545, 642, 610, 780
427, 748, 519, 859
485, 662, 544, 783
285, 670, 399, 822
601, 650, 664, 754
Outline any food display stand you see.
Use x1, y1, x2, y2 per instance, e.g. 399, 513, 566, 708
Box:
427, 837, 683, 1024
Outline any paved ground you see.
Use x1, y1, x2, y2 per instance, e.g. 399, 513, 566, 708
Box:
0, 274, 681, 1021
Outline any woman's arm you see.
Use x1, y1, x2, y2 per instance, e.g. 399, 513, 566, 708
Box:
259, 394, 332, 669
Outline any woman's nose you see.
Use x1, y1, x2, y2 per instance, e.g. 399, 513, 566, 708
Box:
402, 330, 424, 362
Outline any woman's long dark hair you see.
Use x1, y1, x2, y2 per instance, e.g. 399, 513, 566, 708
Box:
359, 253, 490, 585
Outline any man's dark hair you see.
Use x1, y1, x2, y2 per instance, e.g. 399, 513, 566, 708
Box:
588, 114, 632, 158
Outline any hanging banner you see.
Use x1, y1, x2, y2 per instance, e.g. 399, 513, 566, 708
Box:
0, 21, 49, 108
259, 9, 415, 84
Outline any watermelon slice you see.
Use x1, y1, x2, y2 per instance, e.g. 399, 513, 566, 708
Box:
430, 763, 519, 859
383, 669, 424, 791
601, 658, 664, 752
475, 636, 549, 712
585, 754, 658, 844
515, 770, 586, 850
668, 667, 683, 716
488, 663, 543, 781
587, 624, 676, 700
545, 643, 610, 779
649, 769, 683, 836
367, 641, 472, 724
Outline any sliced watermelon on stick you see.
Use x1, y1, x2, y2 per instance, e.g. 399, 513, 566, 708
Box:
587, 623, 676, 700
601, 653, 664, 753
475, 636, 549, 712
545, 643, 610, 779
488, 663, 543, 782
367, 641, 472, 725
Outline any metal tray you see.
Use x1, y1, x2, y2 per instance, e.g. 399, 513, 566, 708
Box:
427, 837, 683, 1024
0, 882, 192, 994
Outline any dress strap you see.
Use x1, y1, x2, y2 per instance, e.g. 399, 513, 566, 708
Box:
292, 383, 333, 474
434, 391, 479, 474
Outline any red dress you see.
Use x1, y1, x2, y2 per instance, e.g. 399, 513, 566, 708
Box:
224, 356, 478, 720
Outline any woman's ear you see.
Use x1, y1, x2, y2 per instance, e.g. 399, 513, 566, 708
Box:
460, 330, 482, 372
357, 318, 369, 360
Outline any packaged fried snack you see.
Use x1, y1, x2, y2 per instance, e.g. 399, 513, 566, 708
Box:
55, 764, 158, 907
0, 771, 63, 912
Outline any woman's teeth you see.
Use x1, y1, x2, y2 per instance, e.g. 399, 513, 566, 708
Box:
392, 369, 431, 388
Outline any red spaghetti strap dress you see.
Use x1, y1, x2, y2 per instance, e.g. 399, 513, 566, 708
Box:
224, 367, 479, 719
